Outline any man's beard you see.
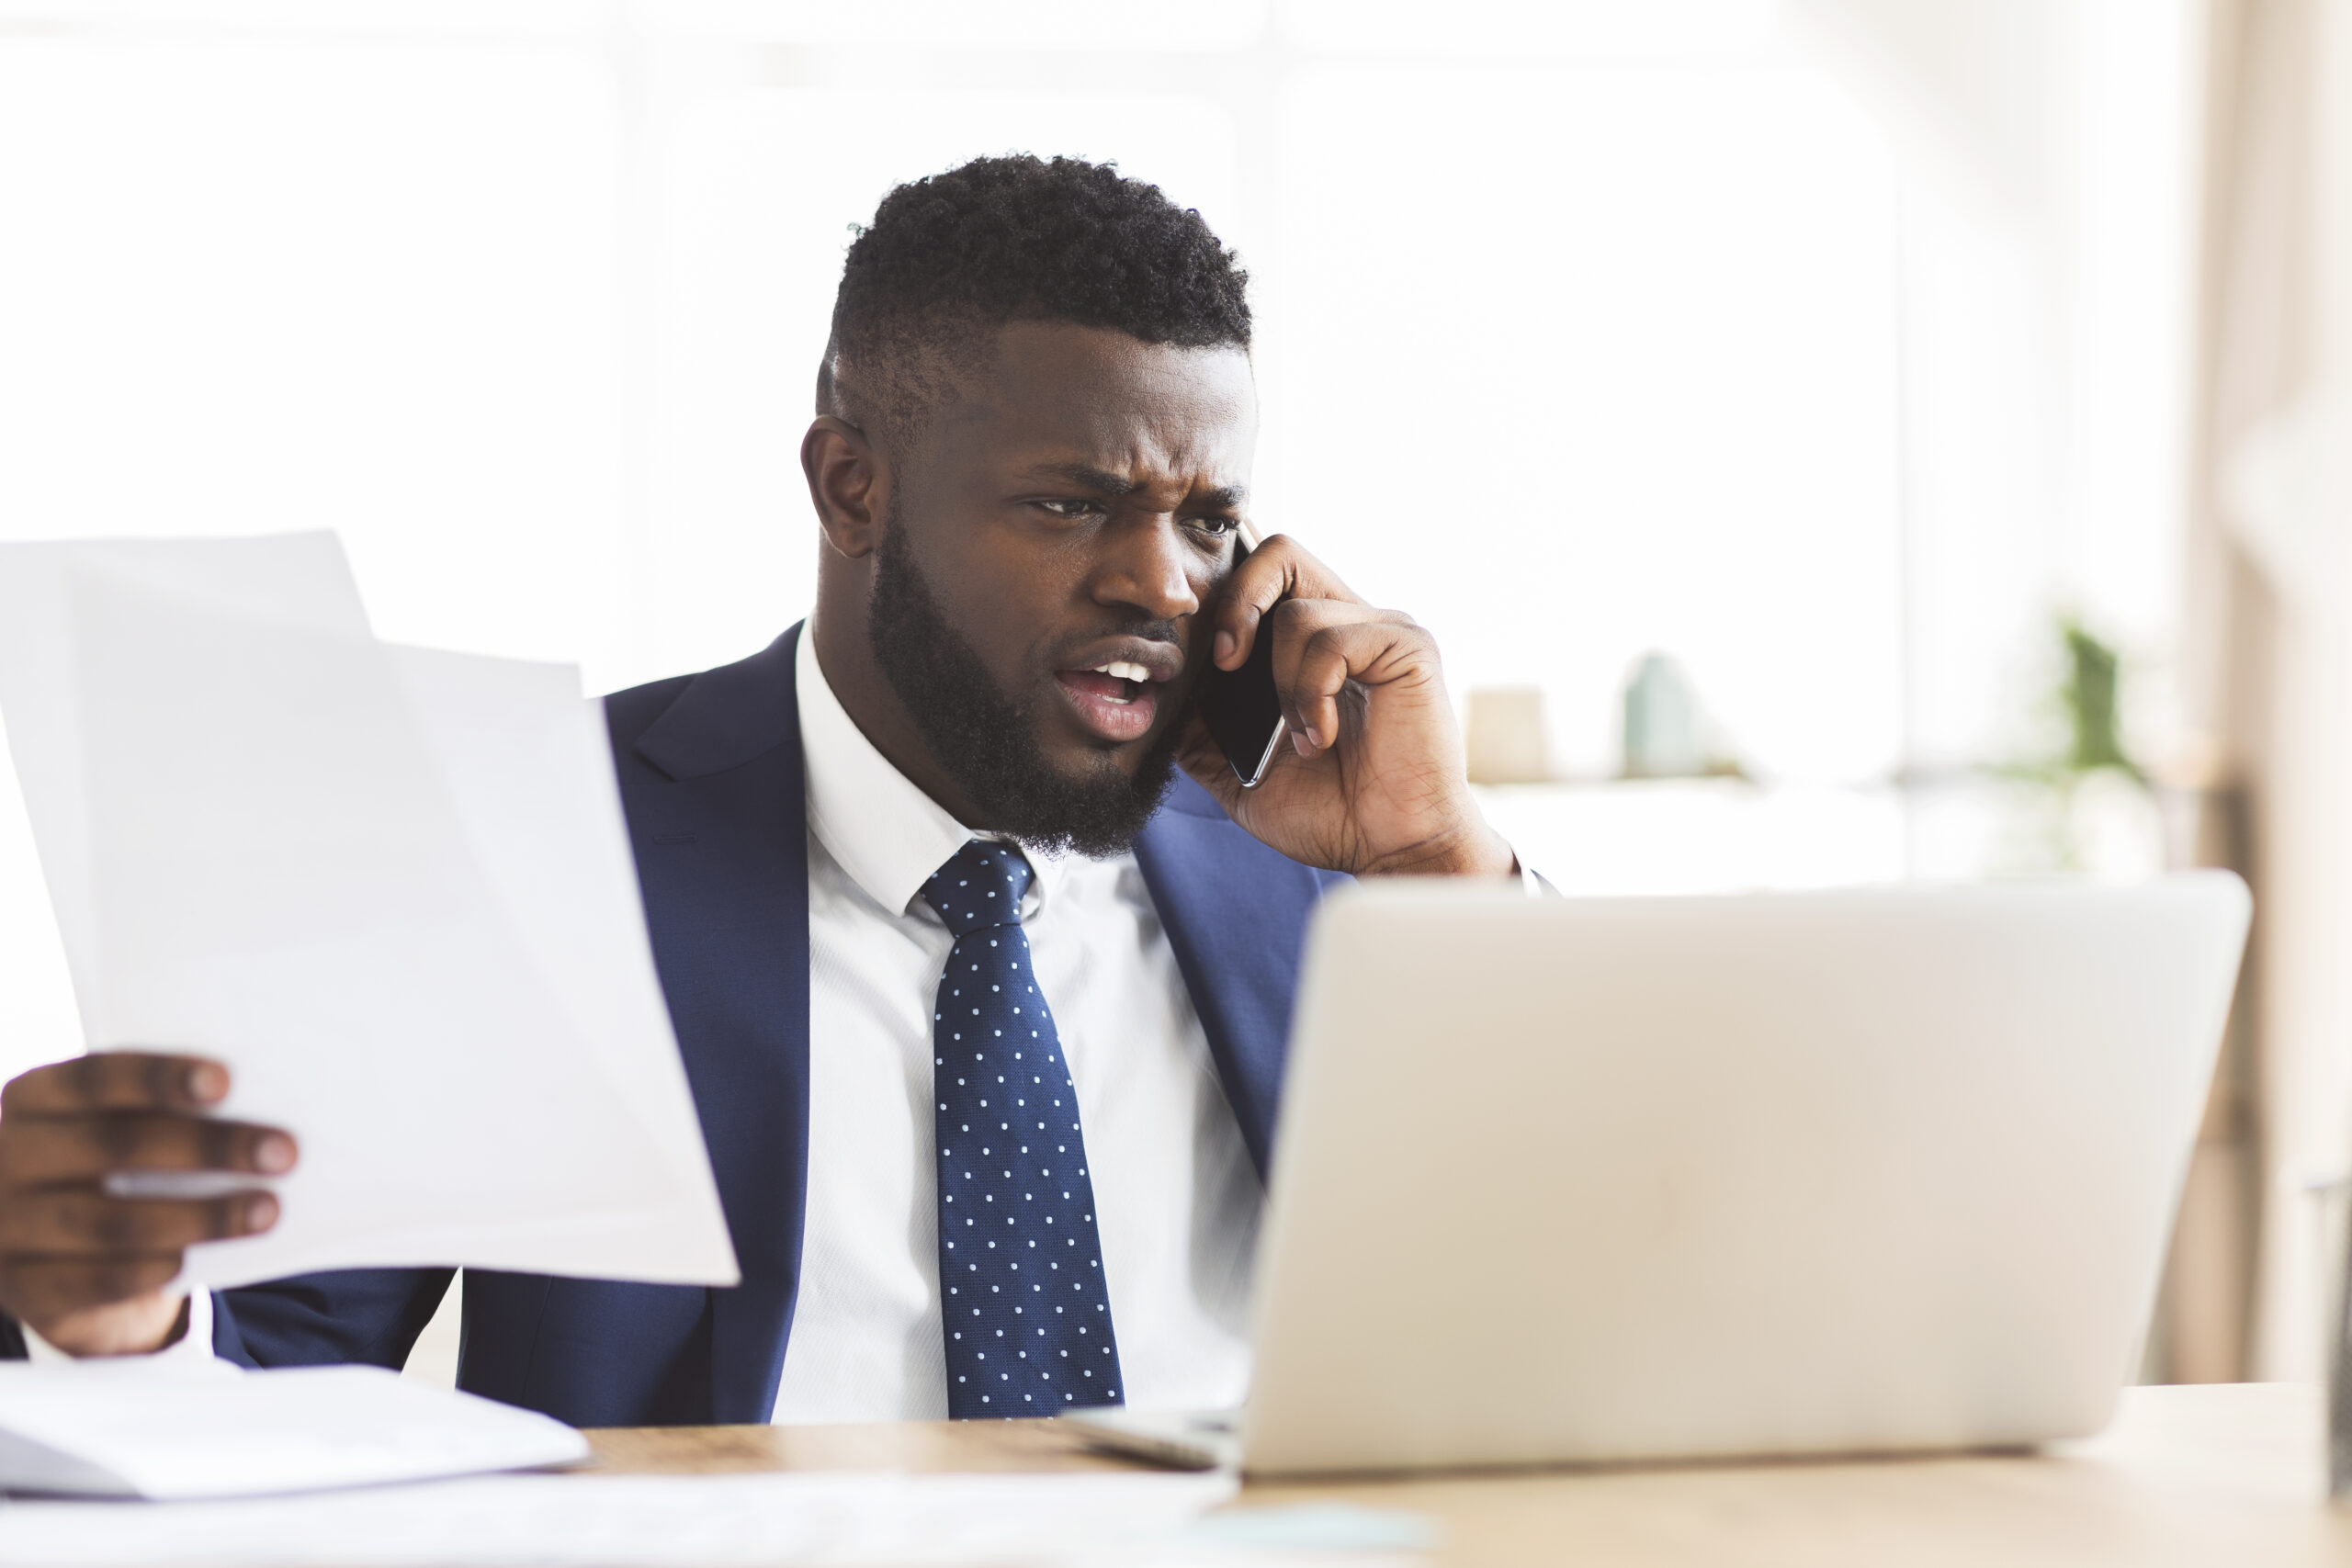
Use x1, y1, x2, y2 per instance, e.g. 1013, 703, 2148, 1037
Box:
867, 520, 1182, 858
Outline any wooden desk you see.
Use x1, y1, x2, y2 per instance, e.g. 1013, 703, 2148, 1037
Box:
588, 1383, 2352, 1565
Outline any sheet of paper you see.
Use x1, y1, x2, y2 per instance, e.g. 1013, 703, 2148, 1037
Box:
0, 1469, 1258, 1567
0, 1361, 586, 1499
0, 534, 736, 1289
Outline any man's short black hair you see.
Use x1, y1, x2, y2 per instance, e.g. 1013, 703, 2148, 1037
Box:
820, 154, 1250, 448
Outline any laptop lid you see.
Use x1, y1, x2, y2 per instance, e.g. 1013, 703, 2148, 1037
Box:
1240, 874, 2249, 1474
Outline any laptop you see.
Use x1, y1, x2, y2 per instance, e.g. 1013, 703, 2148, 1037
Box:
1069, 874, 2250, 1475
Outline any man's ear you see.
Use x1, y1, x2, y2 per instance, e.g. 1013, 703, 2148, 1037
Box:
802, 416, 886, 559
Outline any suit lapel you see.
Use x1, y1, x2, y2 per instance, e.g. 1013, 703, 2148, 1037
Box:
616, 626, 810, 1424
1133, 773, 1346, 1178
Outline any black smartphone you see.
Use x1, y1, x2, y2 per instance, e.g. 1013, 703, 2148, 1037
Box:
1194, 536, 1288, 789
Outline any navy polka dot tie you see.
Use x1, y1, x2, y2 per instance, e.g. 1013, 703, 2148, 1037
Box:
922, 840, 1125, 1419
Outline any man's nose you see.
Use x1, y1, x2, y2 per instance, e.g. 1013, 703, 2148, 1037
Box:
1091, 516, 1203, 621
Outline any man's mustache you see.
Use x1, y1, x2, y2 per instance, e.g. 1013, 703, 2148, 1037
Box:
1043, 620, 1186, 664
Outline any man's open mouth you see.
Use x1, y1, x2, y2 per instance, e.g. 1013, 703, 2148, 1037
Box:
1061, 660, 1153, 704
1054, 656, 1179, 745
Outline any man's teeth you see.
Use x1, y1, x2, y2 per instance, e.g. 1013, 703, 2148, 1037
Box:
1091, 661, 1152, 683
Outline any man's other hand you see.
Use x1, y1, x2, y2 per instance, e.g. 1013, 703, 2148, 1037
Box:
0, 1053, 295, 1355
1178, 535, 1516, 879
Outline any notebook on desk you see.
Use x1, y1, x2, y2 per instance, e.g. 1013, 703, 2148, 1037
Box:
0, 1360, 586, 1499
1070, 874, 2250, 1476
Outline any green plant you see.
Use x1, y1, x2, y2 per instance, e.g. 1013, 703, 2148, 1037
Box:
2059, 618, 2142, 780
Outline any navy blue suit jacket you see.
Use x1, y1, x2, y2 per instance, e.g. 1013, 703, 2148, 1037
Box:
181, 626, 1342, 1426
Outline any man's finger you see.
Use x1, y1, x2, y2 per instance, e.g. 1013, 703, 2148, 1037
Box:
0, 1054, 229, 1118
0, 1189, 277, 1254
0, 1115, 297, 1185
1208, 535, 1365, 670
1261, 601, 1419, 748
1283, 618, 1443, 754
0, 1255, 184, 1325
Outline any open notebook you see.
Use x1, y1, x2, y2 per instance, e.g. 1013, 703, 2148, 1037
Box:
0, 1360, 586, 1499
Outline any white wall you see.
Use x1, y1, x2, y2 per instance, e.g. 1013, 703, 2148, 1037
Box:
1793, 0, 2207, 776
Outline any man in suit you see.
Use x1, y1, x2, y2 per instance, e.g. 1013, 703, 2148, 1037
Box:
0, 156, 1518, 1424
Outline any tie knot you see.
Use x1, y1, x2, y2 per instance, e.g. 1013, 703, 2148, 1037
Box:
920, 840, 1034, 936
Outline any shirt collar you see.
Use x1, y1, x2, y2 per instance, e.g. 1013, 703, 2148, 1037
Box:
796, 626, 1061, 919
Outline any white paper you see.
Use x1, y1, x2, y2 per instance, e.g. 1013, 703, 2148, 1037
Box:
0, 1468, 1246, 1567
0, 534, 737, 1289
0, 1361, 586, 1500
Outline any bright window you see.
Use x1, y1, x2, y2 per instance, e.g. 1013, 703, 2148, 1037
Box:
0, 1, 2083, 1077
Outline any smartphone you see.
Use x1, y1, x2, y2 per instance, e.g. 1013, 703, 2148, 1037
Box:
1194, 529, 1288, 789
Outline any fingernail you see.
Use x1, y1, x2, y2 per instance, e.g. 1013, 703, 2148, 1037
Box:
244, 1193, 279, 1232
1292, 729, 1317, 758
254, 1134, 296, 1174
185, 1063, 228, 1104
1214, 630, 1236, 666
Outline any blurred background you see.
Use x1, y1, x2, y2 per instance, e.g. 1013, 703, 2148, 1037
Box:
0, 0, 2346, 1390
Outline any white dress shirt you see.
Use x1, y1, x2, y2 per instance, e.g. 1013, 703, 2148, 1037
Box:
774, 628, 1261, 1422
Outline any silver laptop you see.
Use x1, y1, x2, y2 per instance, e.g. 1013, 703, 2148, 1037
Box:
1070, 874, 2250, 1475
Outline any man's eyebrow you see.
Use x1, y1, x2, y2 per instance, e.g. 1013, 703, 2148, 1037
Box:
1017, 462, 1248, 511
1022, 461, 1137, 497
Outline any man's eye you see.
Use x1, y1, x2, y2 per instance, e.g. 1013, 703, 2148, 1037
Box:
1192, 516, 1239, 537
1037, 499, 1099, 520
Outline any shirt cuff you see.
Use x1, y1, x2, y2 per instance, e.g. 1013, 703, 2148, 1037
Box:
21, 1290, 215, 1362
1506, 848, 1558, 898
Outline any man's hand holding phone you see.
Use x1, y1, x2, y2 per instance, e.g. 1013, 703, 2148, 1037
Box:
1178, 534, 1516, 879
0, 1053, 295, 1356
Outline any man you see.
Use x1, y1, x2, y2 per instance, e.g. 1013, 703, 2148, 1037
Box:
0, 156, 1518, 1424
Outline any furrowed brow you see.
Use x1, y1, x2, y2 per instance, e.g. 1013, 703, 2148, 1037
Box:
1018, 462, 1247, 513
1023, 461, 1137, 497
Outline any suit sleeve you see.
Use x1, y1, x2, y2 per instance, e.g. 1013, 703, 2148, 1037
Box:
212, 1268, 456, 1371
0, 1269, 448, 1368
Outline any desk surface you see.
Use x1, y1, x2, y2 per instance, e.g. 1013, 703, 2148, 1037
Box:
586, 1383, 2352, 1566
